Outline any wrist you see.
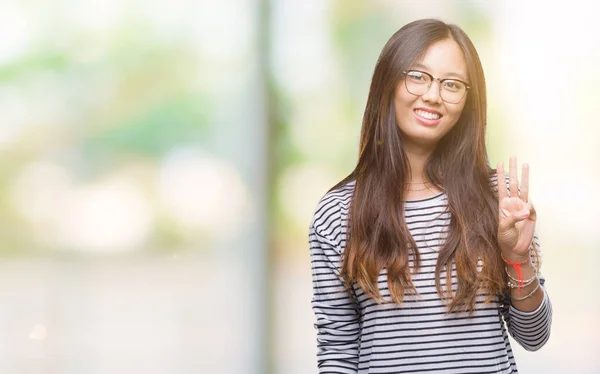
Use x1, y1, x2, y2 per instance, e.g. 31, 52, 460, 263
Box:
500, 251, 530, 264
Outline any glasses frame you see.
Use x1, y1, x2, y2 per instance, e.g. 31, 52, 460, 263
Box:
401, 70, 471, 104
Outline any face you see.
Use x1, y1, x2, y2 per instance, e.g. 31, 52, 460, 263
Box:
394, 38, 468, 150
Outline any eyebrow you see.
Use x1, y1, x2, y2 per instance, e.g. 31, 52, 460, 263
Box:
411, 63, 467, 81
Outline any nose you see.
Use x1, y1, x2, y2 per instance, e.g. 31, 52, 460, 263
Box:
422, 80, 442, 104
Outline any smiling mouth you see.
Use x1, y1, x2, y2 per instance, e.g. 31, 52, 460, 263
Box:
414, 109, 442, 120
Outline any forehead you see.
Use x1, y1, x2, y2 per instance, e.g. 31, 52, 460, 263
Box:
413, 39, 467, 80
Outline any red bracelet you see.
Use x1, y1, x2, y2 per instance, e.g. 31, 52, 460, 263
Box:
501, 253, 530, 295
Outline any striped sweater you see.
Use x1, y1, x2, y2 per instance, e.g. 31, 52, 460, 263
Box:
309, 180, 552, 373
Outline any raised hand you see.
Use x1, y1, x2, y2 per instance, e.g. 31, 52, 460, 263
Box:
496, 156, 537, 262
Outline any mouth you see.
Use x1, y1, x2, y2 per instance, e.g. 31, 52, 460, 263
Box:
413, 108, 442, 126
414, 108, 442, 120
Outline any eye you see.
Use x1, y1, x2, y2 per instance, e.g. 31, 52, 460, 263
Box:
407, 71, 427, 83
443, 80, 464, 91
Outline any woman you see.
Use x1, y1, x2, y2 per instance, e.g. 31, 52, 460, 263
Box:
309, 19, 552, 373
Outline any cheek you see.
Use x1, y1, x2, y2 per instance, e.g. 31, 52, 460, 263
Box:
446, 104, 466, 123
395, 91, 416, 115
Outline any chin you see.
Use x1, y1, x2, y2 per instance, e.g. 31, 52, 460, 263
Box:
402, 134, 441, 149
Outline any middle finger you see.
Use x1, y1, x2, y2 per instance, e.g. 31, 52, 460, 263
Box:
509, 156, 519, 198
520, 163, 530, 202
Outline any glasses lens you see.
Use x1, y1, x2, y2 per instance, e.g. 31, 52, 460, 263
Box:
405, 71, 430, 96
440, 80, 466, 104
404, 71, 468, 103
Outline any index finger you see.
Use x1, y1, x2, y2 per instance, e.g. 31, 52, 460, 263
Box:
496, 162, 508, 200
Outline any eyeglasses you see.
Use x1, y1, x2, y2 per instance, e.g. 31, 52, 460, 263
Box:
401, 70, 471, 104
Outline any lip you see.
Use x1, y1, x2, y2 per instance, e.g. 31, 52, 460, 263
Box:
413, 108, 442, 127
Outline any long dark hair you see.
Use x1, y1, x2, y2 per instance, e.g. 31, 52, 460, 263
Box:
333, 19, 505, 313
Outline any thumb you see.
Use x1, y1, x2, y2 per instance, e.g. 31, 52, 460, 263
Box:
500, 207, 530, 228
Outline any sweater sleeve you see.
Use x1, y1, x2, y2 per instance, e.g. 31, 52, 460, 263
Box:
501, 232, 553, 351
309, 223, 361, 373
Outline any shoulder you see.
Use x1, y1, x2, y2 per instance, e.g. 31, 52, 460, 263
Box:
310, 180, 354, 240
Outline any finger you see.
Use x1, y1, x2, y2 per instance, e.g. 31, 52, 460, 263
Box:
520, 163, 530, 203
509, 156, 518, 198
527, 201, 536, 220
496, 162, 508, 200
511, 201, 535, 221
501, 207, 531, 228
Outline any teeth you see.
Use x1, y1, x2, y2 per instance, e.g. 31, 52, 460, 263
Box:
415, 109, 440, 120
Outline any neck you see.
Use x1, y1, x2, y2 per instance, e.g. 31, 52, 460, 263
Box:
404, 143, 435, 182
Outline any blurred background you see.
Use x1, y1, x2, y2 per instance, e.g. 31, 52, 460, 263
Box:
0, 0, 598, 373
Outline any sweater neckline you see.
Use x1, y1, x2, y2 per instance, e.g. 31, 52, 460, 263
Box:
404, 191, 446, 207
